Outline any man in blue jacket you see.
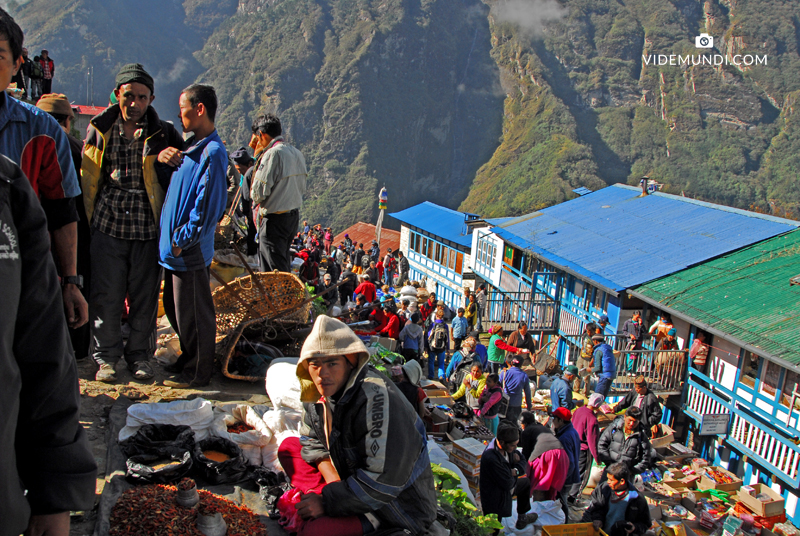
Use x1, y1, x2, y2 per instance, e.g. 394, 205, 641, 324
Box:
159, 84, 228, 388
592, 334, 617, 397
499, 356, 532, 424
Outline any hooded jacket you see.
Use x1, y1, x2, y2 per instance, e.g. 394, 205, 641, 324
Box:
615, 389, 663, 431
158, 130, 228, 271
597, 417, 652, 475
296, 316, 436, 534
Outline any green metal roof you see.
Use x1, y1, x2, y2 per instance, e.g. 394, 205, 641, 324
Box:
633, 229, 800, 366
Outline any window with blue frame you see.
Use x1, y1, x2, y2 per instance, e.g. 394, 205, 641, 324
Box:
408, 230, 464, 274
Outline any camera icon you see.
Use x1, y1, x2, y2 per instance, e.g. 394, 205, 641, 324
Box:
695, 33, 714, 49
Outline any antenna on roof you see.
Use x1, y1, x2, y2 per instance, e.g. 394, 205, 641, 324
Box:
640, 177, 650, 196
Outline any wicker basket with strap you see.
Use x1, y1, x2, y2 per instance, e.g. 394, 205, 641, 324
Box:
212, 271, 310, 342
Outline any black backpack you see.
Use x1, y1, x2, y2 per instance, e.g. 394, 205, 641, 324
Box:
429, 322, 448, 352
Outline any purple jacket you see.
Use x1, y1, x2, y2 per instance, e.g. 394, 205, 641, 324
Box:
572, 405, 600, 461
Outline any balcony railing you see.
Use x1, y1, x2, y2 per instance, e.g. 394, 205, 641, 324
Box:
485, 290, 558, 332
562, 334, 686, 395
685, 378, 800, 488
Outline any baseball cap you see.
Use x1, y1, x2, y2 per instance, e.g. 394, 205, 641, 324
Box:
552, 407, 572, 422
588, 393, 605, 408
591, 333, 605, 341
564, 365, 579, 376
599, 314, 609, 324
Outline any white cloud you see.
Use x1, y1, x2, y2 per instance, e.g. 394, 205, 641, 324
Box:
491, 0, 568, 37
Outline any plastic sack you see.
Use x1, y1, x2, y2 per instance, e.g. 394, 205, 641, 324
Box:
193, 437, 250, 484
126, 451, 193, 484
587, 461, 605, 489
214, 404, 275, 466
265, 362, 303, 412
119, 398, 222, 442
119, 424, 195, 458
276, 487, 304, 533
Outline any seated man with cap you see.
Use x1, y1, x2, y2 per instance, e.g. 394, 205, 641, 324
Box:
550, 365, 578, 411
281, 316, 437, 536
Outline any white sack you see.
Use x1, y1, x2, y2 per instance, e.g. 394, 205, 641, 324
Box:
265, 362, 303, 412
119, 398, 222, 441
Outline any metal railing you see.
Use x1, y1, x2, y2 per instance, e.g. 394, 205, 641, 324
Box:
562, 333, 687, 395
485, 290, 558, 332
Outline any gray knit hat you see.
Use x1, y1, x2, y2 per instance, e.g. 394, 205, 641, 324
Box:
115, 63, 154, 94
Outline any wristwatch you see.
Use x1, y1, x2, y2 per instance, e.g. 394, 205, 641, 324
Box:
61, 275, 84, 289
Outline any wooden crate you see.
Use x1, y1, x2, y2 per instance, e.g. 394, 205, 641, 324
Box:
543, 523, 605, 536
737, 484, 785, 518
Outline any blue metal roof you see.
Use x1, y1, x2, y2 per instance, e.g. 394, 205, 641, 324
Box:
487, 184, 798, 292
389, 202, 474, 248
572, 187, 593, 196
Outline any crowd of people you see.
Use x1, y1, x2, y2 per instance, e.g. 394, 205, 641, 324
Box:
0, 7, 670, 534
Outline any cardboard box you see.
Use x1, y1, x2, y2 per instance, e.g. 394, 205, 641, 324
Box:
449, 452, 480, 477
698, 466, 742, 493
370, 336, 397, 352
651, 424, 676, 449
737, 484, 785, 518
424, 408, 452, 434
452, 438, 486, 465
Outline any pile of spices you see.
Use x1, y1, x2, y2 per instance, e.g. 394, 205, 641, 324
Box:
203, 450, 231, 463
226, 422, 255, 434
108, 483, 268, 536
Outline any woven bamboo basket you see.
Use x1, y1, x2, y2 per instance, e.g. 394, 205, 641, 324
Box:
212, 271, 311, 342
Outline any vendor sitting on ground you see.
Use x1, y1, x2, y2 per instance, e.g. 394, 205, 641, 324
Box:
581, 462, 651, 536
281, 315, 437, 535
479, 422, 539, 531
452, 363, 486, 412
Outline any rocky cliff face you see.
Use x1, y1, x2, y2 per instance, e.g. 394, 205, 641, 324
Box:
9, 0, 800, 226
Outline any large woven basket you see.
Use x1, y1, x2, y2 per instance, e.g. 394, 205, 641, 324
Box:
212, 271, 310, 341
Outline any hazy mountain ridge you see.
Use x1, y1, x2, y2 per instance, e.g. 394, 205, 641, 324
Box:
9, 0, 800, 228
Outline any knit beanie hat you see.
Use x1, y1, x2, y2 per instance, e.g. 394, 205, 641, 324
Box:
36, 94, 74, 118
115, 63, 154, 94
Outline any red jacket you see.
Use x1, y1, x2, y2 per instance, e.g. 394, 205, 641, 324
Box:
354, 281, 377, 303
379, 313, 401, 339
571, 406, 600, 461
370, 309, 388, 333
420, 299, 435, 321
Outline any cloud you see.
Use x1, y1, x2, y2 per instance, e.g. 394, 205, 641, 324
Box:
154, 57, 190, 86
491, 0, 568, 37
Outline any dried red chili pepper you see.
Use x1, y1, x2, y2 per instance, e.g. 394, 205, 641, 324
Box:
226, 422, 255, 434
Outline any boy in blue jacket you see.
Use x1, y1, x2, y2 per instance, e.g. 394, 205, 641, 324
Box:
159, 84, 228, 388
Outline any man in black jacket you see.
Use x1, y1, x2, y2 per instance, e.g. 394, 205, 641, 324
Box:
0, 154, 97, 536
613, 376, 663, 437
479, 422, 538, 530
598, 407, 652, 477
582, 462, 651, 536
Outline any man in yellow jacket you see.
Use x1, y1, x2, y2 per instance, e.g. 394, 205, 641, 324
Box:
81, 63, 184, 383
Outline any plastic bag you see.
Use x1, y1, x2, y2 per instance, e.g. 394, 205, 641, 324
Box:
503, 499, 566, 535
276, 487, 304, 532
214, 404, 275, 466
119, 398, 221, 441
126, 451, 193, 484
119, 424, 195, 458
265, 362, 303, 412
193, 437, 250, 484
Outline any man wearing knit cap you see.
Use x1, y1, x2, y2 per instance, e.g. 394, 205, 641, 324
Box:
284, 315, 437, 535
81, 62, 184, 383
0, 9, 88, 338
229, 146, 257, 254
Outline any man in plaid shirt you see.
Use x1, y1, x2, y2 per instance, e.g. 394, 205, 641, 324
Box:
81, 63, 184, 382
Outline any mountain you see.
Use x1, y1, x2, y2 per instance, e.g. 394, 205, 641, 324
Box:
8, 0, 800, 228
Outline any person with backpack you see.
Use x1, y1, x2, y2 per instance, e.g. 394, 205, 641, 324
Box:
383, 248, 396, 286
476, 373, 504, 436
445, 337, 478, 387
29, 54, 44, 100
427, 310, 450, 380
